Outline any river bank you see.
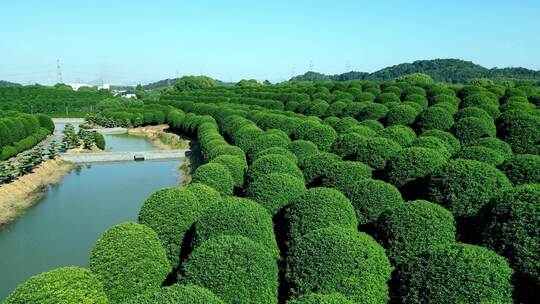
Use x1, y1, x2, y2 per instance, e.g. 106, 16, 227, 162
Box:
0, 160, 72, 226
126, 124, 190, 151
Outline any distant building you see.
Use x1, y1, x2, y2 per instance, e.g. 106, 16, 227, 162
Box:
66, 83, 92, 91
98, 83, 110, 90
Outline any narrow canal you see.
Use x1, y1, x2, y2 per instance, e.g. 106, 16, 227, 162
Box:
0, 127, 184, 299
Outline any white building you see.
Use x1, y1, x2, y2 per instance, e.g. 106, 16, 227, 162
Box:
66, 83, 92, 91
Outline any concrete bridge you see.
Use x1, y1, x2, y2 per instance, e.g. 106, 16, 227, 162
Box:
62, 150, 189, 163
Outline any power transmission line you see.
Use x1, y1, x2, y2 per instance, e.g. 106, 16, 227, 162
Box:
56, 59, 63, 84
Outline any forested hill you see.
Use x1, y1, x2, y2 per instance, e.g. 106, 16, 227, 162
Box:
0, 80, 21, 87
290, 59, 540, 84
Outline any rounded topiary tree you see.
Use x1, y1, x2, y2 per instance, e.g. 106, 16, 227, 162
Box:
286, 227, 392, 303
352, 136, 402, 170
192, 162, 234, 195
247, 133, 291, 159
321, 161, 372, 191
385, 147, 447, 189
285, 188, 358, 248
412, 136, 452, 158
341, 178, 403, 225
4, 267, 108, 304
343, 125, 377, 137
247, 154, 304, 182
206, 145, 247, 165
139, 188, 208, 266
374, 200, 455, 266
246, 172, 307, 215
480, 184, 539, 286
185, 182, 222, 207
181, 235, 278, 304
287, 292, 354, 304
451, 117, 496, 145
125, 284, 224, 304
254, 147, 298, 164
414, 107, 454, 132
359, 119, 384, 132
210, 154, 247, 188
90, 222, 171, 303
455, 106, 493, 123
299, 152, 341, 185
384, 104, 418, 126
500, 154, 540, 185
396, 243, 513, 304
467, 137, 512, 160
294, 122, 337, 151
356, 102, 388, 121
497, 112, 540, 154
193, 197, 279, 259
454, 146, 505, 166
378, 125, 416, 147
421, 129, 461, 154
287, 140, 319, 163
428, 159, 512, 219
331, 133, 367, 160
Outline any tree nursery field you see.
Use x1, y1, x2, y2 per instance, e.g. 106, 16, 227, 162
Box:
1, 74, 538, 303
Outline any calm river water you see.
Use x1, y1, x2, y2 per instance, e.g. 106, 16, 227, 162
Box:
0, 132, 184, 299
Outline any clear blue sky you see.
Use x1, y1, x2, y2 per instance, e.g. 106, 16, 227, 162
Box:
1, 0, 538, 85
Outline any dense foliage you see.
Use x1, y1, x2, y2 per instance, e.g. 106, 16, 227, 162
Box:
7, 76, 540, 303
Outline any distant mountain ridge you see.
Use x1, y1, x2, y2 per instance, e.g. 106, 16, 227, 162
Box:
0, 80, 21, 87
290, 59, 540, 84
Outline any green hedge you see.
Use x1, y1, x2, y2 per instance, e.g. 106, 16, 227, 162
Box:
320, 161, 372, 191
385, 147, 447, 189
421, 129, 461, 154
285, 188, 358, 248
467, 137, 512, 160
384, 104, 418, 126
90, 222, 171, 303
210, 155, 247, 188
299, 152, 341, 185
332, 133, 367, 160
377, 125, 416, 147
125, 284, 224, 304
139, 187, 209, 266
288, 292, 354, 304
497, 112, 540, 154
181, 235, 278, 304
480, 184, 539, 285
341, 178, 403, 225
412, 136, 452, 158
286, 227, 392, 303
374, 200, 455, 266
451, 117, 496, 145
247, 154, 304, 182
499, 154, 540, 185
254, 147, 298, 164
185, 183, 222, 206
94, 132, 106, 150
193, 197, 279, 259
414, 107, 454, 132
287, 140, 319, 162
192, 163, 235, 195
396, 243, 513, 303
294, 122, 337, 151
246, 172, 307, 215
4, 266, 108, 304
428, 159, 512, 219
454, 146, 505, 166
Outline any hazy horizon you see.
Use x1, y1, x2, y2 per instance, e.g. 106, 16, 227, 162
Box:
1, 0, 539, 85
